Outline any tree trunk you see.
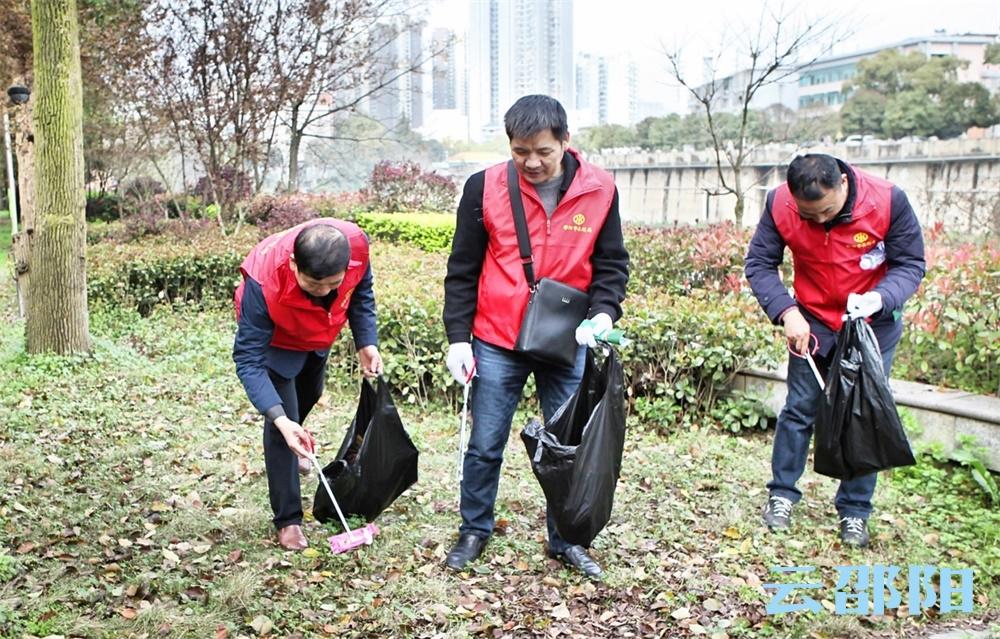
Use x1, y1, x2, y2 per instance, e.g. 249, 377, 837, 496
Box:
731, 165, 745, 230
26, 0, 91, 354
287, 131, 301, 192
287, 104, 302, 192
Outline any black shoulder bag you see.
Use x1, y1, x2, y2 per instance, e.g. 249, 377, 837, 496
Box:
507, 161, 589, 368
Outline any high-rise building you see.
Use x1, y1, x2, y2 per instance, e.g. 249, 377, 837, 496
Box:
465, 0, 574, 140
367, 19, 430, 130
432, 28, 457, 110
574, 52, 639, 128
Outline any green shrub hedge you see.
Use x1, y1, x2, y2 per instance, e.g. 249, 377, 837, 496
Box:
86, 215, 999, 428
85, 228, 781, 432
894, 228, 1000, 396
88, 230, 256, 314
352, 212, 455, 253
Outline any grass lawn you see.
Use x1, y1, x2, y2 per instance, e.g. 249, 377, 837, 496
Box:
0, 215, 10, 256
0, 300, 997, 638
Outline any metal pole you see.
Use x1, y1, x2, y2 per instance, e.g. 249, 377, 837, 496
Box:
2, 110, 17, 234
3, 108, 24, 318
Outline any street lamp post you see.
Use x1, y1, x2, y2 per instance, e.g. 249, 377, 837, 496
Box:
5, 85, 30, 318
3, 110, 17, 235
4, 86, 29, 235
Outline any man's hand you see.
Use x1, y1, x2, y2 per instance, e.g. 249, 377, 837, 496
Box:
846, 291, 882, 320
575, 313, 613, 348
274, 416, 315, 460
357, 345, 383, 378
446, 342, 475, 385
782, 307, 812, 355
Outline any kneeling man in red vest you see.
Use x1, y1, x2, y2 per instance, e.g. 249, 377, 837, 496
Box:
234, 220, 381, 550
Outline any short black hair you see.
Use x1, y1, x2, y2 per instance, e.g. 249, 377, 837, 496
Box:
293, 223, 350, 279
504, 94, 569, 141
786, 154, 842, 201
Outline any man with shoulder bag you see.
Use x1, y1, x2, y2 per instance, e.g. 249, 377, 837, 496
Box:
442, 94, 629, 578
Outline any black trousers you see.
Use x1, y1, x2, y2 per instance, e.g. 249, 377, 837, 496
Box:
263, 352, 328, 529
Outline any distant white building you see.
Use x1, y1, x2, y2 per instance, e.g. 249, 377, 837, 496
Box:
798, 32, 1000, 110
685, 32, 999, 115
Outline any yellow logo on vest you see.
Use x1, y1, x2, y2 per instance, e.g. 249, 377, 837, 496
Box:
563, 213, 592, 234
340, 288, 354, 309
853, 231, 876, 249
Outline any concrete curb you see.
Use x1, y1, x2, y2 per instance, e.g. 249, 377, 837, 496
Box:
734, 366, 1000, 472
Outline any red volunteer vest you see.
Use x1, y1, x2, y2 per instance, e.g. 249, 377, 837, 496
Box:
772, 166, 893, 332
234, 218, 370, 351
472, 149, 616, 349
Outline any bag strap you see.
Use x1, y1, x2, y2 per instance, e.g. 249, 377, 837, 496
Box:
507, 161, 537, 290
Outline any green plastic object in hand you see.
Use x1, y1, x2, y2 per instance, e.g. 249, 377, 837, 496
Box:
599, 328, 630, 347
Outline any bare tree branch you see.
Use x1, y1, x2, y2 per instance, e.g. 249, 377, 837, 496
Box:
666, 1, 850, 227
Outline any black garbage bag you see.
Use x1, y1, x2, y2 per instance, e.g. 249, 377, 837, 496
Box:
313, 378, 418, 524
814, 318, 915, 480
520, 347, 626, 548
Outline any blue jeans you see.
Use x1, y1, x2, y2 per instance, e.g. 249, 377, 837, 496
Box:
768, 345, 895, 519
460, 339, 587, 554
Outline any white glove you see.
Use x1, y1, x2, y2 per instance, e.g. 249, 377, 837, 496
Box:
575, 313, 613, 348
846, 291, 883, 320
446, 342, 475, 385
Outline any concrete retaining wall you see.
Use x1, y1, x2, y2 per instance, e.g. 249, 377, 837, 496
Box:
593, 138, 1000, 233
733, 366, 1000, 472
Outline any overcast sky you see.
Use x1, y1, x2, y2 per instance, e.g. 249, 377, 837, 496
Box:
427, 0, 999, 109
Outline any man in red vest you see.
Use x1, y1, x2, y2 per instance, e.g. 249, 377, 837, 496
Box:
442, 95, 629, 578
234, 220, 382, 550
745, 154, 925, 547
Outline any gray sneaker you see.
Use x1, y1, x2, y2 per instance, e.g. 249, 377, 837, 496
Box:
839, 516, 869, 548
762, 495, 794, 530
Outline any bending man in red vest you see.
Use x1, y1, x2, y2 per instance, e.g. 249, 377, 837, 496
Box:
745, 154, 925, 547
234, 220, 382, 550
442, 95, 629, 578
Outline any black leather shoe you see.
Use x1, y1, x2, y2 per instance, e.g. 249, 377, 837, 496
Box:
549, 544, 603, 579
445, 533, 487, 570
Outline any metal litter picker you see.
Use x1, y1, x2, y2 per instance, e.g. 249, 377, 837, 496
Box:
306, 452, 379, 554
455, 361, 476, 504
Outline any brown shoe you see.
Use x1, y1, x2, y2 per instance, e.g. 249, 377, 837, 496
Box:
277, 525, 308, 550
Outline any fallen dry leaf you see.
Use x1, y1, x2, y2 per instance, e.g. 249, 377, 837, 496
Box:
250, 614, 273, 635
551, 604, 570, 619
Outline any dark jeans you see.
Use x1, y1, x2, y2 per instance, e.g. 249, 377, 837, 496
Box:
768, 345, 895, 519
460, 338, 587, 554
263, 352, 328, 529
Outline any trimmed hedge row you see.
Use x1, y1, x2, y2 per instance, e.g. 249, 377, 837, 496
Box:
88, 229, 255, 314
353, 212, 455, 253
86, 230, 782, 432
88, 215, 1000, 397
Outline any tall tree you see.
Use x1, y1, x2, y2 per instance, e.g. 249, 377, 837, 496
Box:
26, 0, 91, 353
133, 0, 291, 232
842, 50, 999, 138
667, 3, 846, 228
573, 124, 638, 152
